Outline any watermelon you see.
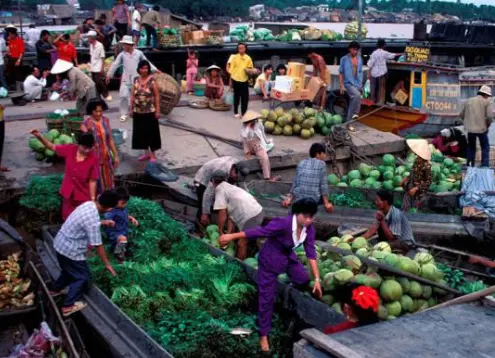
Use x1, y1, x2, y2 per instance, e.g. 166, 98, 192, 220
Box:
393, 175, 403, 187
341, 175, 348, 183
383, 171, 394, 181
383, 180, 394, 190
332, 114, 343, 124
382, 154, 395, 166
369, 170, 381, 180
359, 163, 372, 177
349, 179, 362, 188
328, 174, 340, 185
348, 170, 361, 180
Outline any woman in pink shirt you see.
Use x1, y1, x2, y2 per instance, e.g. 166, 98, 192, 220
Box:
30, 130, 99, 220
186, 49, 198, 94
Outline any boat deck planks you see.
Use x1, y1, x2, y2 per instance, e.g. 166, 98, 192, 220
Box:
345, 123, 405, 156
299, 303, 495, 358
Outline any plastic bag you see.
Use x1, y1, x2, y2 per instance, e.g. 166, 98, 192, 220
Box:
223, 92, 234, 105
363, 80, 371, 99
0, 87, 8, 98
49, 92, 60, 101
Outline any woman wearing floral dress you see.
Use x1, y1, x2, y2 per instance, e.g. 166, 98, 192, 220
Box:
81, 98, 119, 192
130, 60, 161, 162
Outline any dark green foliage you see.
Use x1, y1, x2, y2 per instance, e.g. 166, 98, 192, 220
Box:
329, 190, 375, 209
89, 197, 290, 357
19, 175, 63, 212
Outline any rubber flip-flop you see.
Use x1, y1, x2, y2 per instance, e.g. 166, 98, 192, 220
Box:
62, 301, 87, 317
138, 154, 151, 161
49, 287, 69, 297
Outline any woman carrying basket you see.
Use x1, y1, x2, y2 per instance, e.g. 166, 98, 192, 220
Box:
80, 98, 119, 192
130, 60, 161, 162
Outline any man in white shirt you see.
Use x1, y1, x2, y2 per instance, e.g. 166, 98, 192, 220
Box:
367, 39, 400, 104
23, 66, 48, 101
25, 24, 41, 50
0, 37, 7, 89
131, 4, 142, 45
106, 35, 158, 121
211, 170, 264, 259
87, 31, 111, 101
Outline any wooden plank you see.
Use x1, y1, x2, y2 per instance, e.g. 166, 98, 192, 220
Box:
300, 329, 363, 358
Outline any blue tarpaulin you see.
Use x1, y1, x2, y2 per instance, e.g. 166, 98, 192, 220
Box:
460, 167, 495, 217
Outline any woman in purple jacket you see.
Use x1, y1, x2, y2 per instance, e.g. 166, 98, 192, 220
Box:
219, 198, 323, 352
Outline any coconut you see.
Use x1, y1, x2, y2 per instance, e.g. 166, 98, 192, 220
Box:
275, 107, 285, 117
409, 281, 423, 298
323, 273, 336, 291
351, 236, 368, 251
420, 263, 442, 281
321, 294, 334, 305
300, 129, 311, 139
327, 236, 341, 245
337, 242, 351, 251
397, 277, 410, 293
264, 121, 275, 133
371, 250, 387, 261
377, 305, 388, 320
341, 255, 362, 273
331, 302, 343, 314
413, 299, 428, 312
341, 234, 354, 243
355, 248, 369, 257
397, 257, 420, 275
383, 253, 400, 268
260, 109, 270, 119
400, 295, 414, 313
422, 285, 433, 299
373, 242, 392, 253
293, 124, 302, 134
379, 280, 403, 302
365, 273, 383, 289
334, 269, 354, 285
385, 301, 402, 317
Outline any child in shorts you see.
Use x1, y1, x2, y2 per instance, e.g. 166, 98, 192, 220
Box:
101, 187, 139, 261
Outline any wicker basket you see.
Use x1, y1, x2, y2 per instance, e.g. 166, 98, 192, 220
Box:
46, 117, 64, 132
64, 116, 84, 137
154, 73, 182, 115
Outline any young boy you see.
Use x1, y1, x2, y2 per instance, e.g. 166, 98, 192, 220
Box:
101, 187, 139, 261
50, 190, 118, 317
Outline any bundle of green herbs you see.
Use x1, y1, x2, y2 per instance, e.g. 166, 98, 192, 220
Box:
19, 175, 63, 212
88, 197, 291, 357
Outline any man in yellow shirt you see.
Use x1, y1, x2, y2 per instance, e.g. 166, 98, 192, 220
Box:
228, 42, 255, 118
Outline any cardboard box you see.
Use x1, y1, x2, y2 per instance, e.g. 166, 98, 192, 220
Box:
287, 62, 306, 82
274, 76, 296, 93
270, 89, 309, 102
192, 30, 206, 44
290, 77, 302, 91
394, 89, 408, 105
306, 77, 325, 101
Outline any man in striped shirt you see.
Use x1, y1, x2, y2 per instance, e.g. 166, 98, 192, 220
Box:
282, 143, 333, 213
50, 190, 118, 317
367, 39, 400, 104
364, 189, 415, 253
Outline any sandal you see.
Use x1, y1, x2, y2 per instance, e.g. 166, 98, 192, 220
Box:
62, 301, 87, 317
138, 153, 151, 161
49, 287, 69, 297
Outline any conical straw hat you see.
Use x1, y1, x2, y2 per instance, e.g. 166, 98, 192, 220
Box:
406, 139, 431, 161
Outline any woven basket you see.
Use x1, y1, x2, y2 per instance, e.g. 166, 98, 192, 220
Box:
64, 116, 84, 136
189, 99, 209, 109
155, 73, 182, 115
46, 117, 64, 132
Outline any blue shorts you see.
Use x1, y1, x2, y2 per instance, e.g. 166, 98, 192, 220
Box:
132, 30, 141, 38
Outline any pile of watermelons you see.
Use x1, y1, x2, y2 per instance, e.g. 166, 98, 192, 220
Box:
327, 152, 463, 193
28, 129, 74, 162
315, 110, 343, 136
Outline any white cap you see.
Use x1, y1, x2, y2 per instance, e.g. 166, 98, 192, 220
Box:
119, 35, 134, 45
440, 128, 451, 138
87, 30, 97, 37
51, 59, 74, 74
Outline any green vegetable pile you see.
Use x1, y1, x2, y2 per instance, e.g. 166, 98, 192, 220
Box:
19, 175, 63, 212
437, 264, 489, 294
328, 190, 375, 209
89, 197, 291, 358
315, 111, 343, 136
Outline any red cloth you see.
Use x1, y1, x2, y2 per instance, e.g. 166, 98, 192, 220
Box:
432, 135, 449, 153
323, 321, 358, 335
61, 197, 85, 221
55, 41, 77, 64
8, 37, 25, 59
55, 144, 99, 202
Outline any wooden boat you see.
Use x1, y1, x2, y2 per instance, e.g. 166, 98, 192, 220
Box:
295, 300, 495, 358
354, 62, 495, 137
0, 219, 88, 358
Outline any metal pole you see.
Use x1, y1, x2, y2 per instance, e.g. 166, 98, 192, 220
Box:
18, 0, 23, 36
357, 0, 363, 41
